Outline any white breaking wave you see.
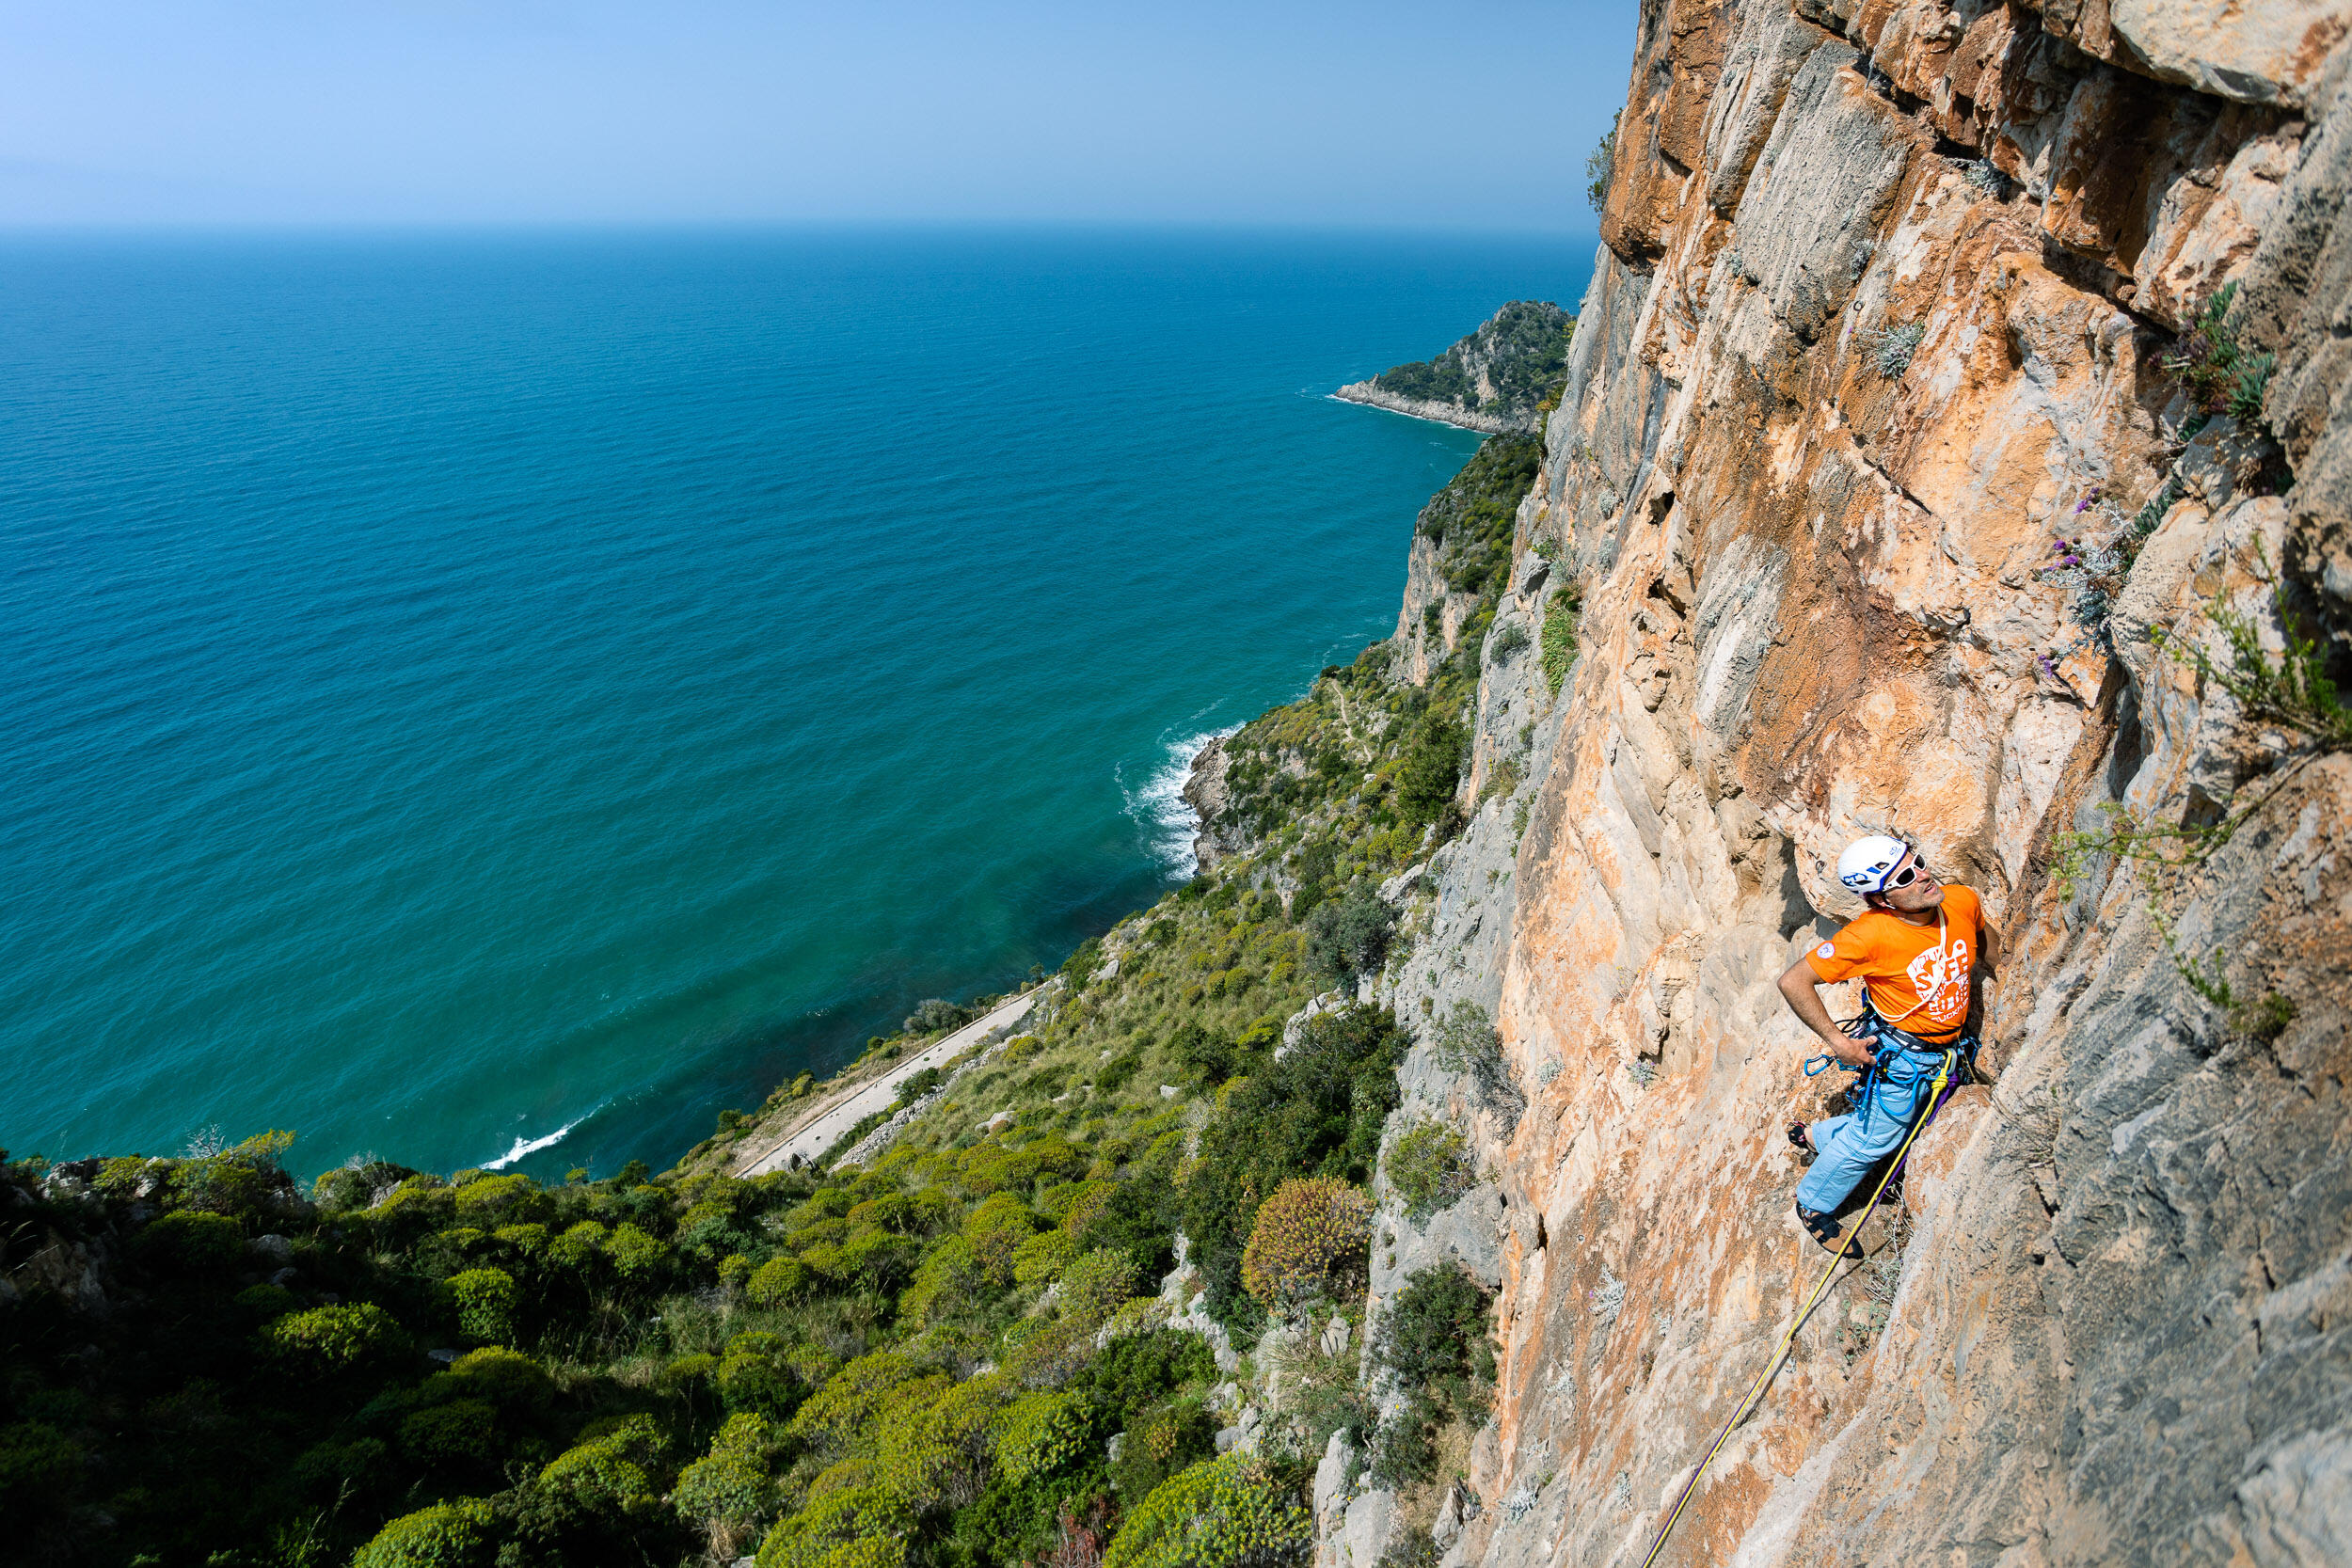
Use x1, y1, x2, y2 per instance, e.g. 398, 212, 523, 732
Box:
1120, 725, 1238, 878
484, 1110, 595, 1171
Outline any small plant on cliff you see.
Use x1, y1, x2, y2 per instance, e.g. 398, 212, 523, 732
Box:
1429, 1000, 1523, 1130
1383, 1117, 1474, 1221
1540, 585, 1581, 697
1240, 1177, 1373, 1308
1585, 115, 1617, 217
1963, 158, 2010, 197
1866, 320, 1925, 378
2164, 281, 2275, 421
2149, 547, 2352, 752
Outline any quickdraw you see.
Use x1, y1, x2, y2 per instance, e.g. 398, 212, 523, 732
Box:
1634, 1046, 1961, 1568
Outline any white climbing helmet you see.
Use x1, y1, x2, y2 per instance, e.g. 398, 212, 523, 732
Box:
1836, 833, 1913, 894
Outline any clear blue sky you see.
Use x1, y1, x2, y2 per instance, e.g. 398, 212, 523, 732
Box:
3, 1, 1634, 229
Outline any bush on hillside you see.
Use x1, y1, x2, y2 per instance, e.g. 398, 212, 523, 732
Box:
351, 1497, 499, 1568
673, 1413, 781, 1558
904, 999, 968, 1036
1383, 1118, 1474, 1221
1304, 890, 1397, 985
265, 1302, 414, 1382
446, 1267, 519, 1344
1396, 716, 1467, 830
1104, 1452, 1311, 1568
137, 1208, 245, 1272
1240, 1179, 1372, 1308
1368, 1263, 1497, 1487
1184, 1004, 1406, 1327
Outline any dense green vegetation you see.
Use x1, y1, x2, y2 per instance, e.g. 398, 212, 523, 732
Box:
2, 432, 1550, 1568
1372, 305, 1572, 425
1416, 435, 1543, 600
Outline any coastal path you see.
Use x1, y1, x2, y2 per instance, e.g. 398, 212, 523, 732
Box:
736, 989, 1041, 1176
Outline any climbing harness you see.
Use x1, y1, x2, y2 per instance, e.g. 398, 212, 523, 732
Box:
1633, 1041, 1963, 1568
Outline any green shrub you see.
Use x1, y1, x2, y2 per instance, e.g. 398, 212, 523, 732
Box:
234, 1281, 298, 1320
1395, 716, 1466, 829
1370, 1263, 1497, 1489
263, 1302, 412, 1381
351, 1497, 498, 1568
1184, 1005, 1406, 1326
442, 1345, 552, 1409
1011, 1229, 1082, 1286
1304, 890, 1397, 985
790, 1352, 927, 1461
548, 1218, 608, 1271
539, 1415, 662, 1513
1240, 1179, 1371, 1308
964, 1192, 1043, 1281
605, 1223, 671, 1286
720, 1348, 806, 1421
137, 1209, 244, 1272
401, 1399, 499, 1467
994, 1389, 1091, 1483
1585, 118, 1615, 215
1429, 1001, 1523, 1128
892, 1067, 945, 1109
1170, 1022, 1236, 1085
1056, 1247, 1141, 1328
1108, 1399, 1217, 1501
451, 1172, 547, 1226
675, 1412, 780, 1543
1541, 586, 1580, 695
1104, 1452, 1311, 1568
0, 1421, 81, 1524
747, 1255, 811, 1307
904, 999, 968, 1036
1074, 1330, 1216, 1431
757, 1484, 913, 1568
1384, 1118, 1474, 1221
445, 1266, 518, 1344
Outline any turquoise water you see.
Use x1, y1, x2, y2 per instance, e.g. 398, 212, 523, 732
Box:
1, 229, 1592, 1181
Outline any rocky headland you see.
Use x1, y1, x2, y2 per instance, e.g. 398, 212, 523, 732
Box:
1336, 301, 1577, 435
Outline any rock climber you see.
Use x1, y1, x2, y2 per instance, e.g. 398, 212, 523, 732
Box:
1774, 833, 1998, 1248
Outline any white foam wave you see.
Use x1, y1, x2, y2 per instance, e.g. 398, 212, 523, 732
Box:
484, 1110, 594, 1171
1120, 726, 1238, 878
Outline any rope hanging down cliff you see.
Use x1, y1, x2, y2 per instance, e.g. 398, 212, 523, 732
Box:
1636, 1046, 1960, 1568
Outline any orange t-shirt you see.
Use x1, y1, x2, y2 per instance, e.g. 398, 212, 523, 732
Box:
1804, 883, 1981, 1038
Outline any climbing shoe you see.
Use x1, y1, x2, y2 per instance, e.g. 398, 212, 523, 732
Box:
1786, 1119, 1817, 1158
1796, 1203, 1844, 1250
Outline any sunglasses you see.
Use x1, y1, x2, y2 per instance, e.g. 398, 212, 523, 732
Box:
1883, 858, 1933, 890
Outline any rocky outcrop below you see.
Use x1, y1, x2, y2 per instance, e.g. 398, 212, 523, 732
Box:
1337, 301, 1576, 436
1279, 0, 2352, 1563
1332, 385, 1527, 436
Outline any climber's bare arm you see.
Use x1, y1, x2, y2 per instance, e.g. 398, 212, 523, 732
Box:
1778, 958, 1874, 1069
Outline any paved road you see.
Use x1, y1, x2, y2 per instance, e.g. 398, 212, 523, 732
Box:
737, 990, 1041, 1176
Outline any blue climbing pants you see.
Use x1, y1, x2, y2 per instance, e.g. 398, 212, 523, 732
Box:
1795, 1043, 1943, 1213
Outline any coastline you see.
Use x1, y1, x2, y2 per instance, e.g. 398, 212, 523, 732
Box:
1328, 381, 1527, 435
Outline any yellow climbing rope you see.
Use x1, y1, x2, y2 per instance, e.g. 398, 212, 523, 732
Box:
1635, 1048, 1957, 1568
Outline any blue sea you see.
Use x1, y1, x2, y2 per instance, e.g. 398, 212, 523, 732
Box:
1, 228, 1593, 1182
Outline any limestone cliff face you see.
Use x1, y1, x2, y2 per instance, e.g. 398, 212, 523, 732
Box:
1338, 2, 2352, 1564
